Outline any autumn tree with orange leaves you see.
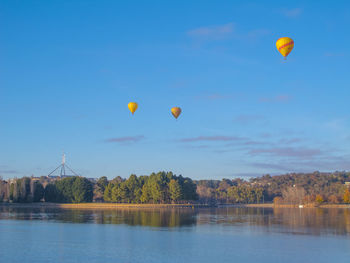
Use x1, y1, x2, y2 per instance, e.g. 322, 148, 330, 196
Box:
343, 188, 350, 204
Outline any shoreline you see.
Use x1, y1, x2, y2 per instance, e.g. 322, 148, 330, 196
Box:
0, 203, 210, 210
229, 203, 350, 209
1, 202, 350, 209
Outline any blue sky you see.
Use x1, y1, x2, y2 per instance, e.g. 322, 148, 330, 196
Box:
1, 0, 350, 180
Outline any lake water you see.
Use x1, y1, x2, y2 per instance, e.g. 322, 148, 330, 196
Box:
0, 206, 350, 263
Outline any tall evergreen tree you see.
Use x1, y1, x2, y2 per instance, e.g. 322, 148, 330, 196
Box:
169, 179, 182, 203
33, 181, 44, 202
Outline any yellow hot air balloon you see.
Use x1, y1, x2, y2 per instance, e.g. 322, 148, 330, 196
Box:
171, 107, 181, 119
128, 102, 138, 115
276, 37, 294, 59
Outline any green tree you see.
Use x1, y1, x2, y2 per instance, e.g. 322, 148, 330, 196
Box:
134, 188, 142, 203
33, 181, 44, 202
9, 183, 15, 202
44, 184, 58, 202
140, 184, 151, 203
103, 183, 114, 202
55, 177, 75, 202
119, 182, 130, 203
19, 177, 32, 202
169, 179, 182, 203
94, 176, 109, 202
111, 184, 121, 202
71, 177, 93, 203
97, 176, 108, 191
125, 174, 139, 203
0, 178, 9, 202
182, 178, 198, 201
150, 179, 162, 203
53, 177, 93, 203
227, 186, 238, 203
254, 187, 264, 203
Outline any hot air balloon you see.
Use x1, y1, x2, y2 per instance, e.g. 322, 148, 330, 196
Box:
128, 102, 138, 115
171, 107, 181, 119
276, 37, 294, 59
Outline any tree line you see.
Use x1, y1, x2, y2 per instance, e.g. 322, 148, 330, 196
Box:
196, 179, 264, 204
195, 171, 350, 205
101, 172, 197, 204
0, 177, 44, 203
1, 171, 350, 205
0, 172, 198, 204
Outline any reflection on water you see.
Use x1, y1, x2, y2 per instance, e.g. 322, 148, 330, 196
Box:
1, 206, 350, 236
198, 207, 350, 236
0, 207, 197, 227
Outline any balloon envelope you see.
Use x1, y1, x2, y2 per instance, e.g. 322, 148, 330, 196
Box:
276, 37, 294, 58
171, 107, 181, 119
128, 102, 138, 115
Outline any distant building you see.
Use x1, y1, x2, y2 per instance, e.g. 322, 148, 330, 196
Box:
7, 178, 16, 184
30, 176, 41, 181
47, 153, 81, 178
48, 175, 60, 180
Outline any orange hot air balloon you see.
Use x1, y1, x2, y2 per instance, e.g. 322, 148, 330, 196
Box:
128, 102, 138, 115
276, 37, 294, 59
171, 107, 181, 119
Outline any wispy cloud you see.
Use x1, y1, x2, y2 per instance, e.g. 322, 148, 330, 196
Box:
179, 136, 246, 143
250, 162, 292, 172
180, 133, 304, 150
232, 172, 262, 178
187, 22, 269, 41
241, 140, 267, 146
248, 147, 322, 158
184, 144, 211, 150
0, 165, 20, 175
0, 166, 20, 178
234, 114, 264, 124
260, 133, 272, 138
259, 95, 292, 103
249, 154, 350, 173
187, 23, 234, 39
278, 138, 303, 144
279, 8, 303, 18
0, 169, 19, 174
105, 136, 145, 143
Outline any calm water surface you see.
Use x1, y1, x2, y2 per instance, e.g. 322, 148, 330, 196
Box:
0, 206, 350, 263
